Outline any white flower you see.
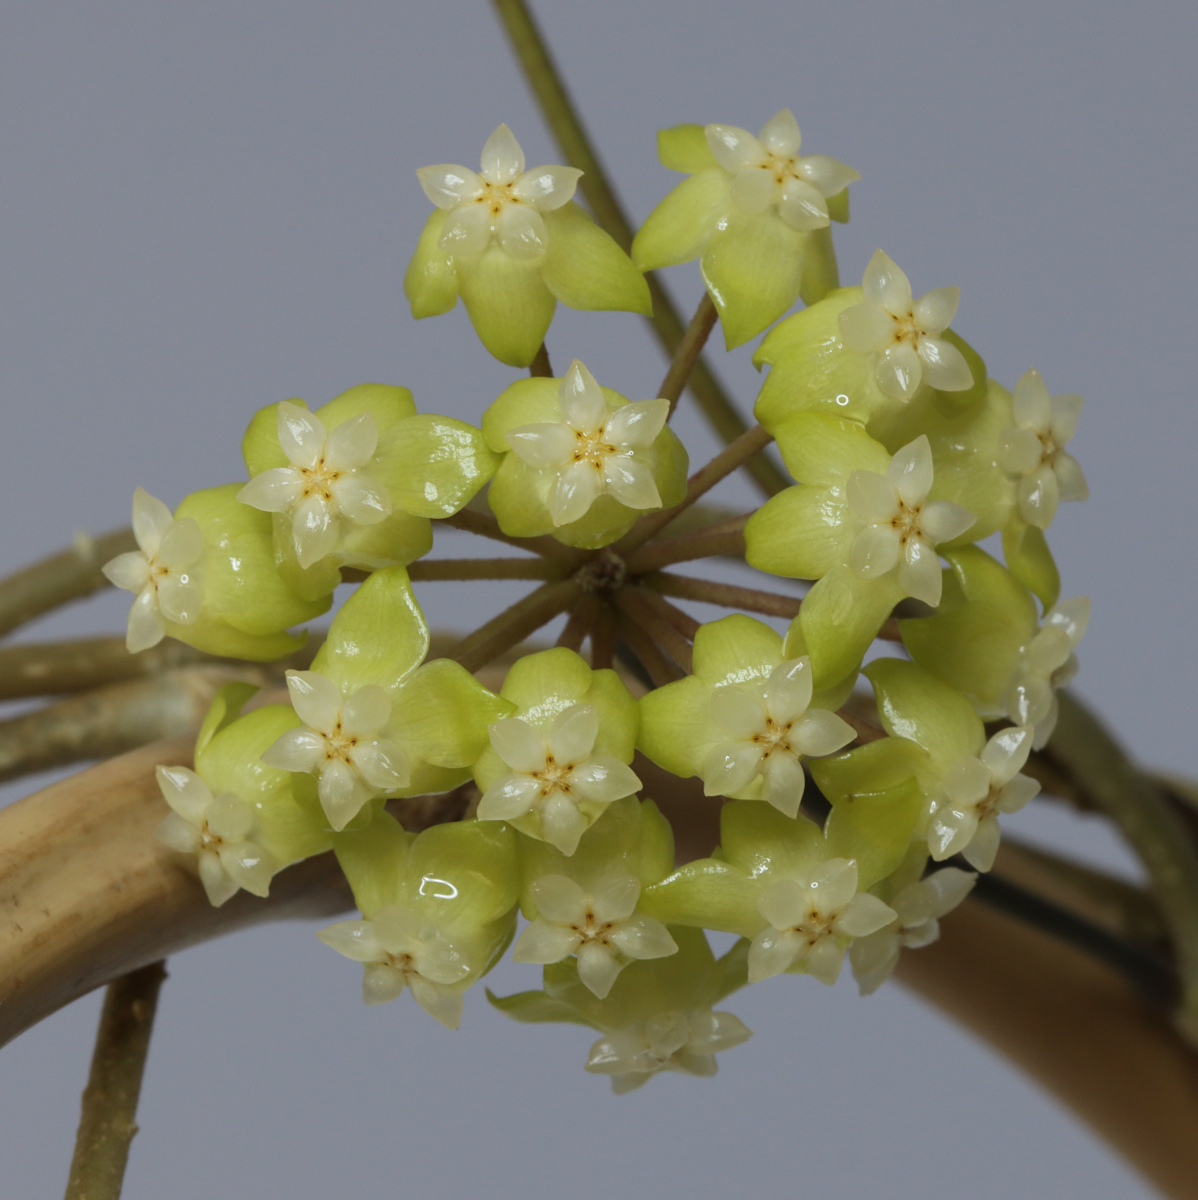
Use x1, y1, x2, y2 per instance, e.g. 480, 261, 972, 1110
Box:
513, 874, 677, 998
930, 727, 1040, 870
838, 249, 974, 401
999, 368, 1089, 529
317, 906, 471, 1029
701, 656, 855, 816
237, 401, 391, 569
585, 1009, 753, 1094
261, 670, 409, 832
155, 765, 274, 907
705, 109, 859, 231
103, 487, 204, 653
507, 359, 669, 526
848, 867, 976, 995
748, 858, 896, 984
477, 703, 642, 855
1005, 597, 1090, 748
846, 434, 975, 606
417, 124, 583, 261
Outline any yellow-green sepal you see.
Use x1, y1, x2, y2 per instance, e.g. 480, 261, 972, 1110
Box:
639, 859, 763, 938
864, 659, 984, 767
795, 566, 902, 690
823, 778, 926, 890
541, 202, 651, 315
332, 809, 411, 916
1003, 516, 1061, 610
636, 674, 710, 779
657, 124, 718, 173
481, 377, 560, 452
404, 209, 460, 319
631, 169, 731, 270
457, 246, 557, 368
797, 225, 840, 307
809, 735, 930, 805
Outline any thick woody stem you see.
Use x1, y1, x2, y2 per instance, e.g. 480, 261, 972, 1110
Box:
450, 579, 582, 674
619, 425, 775, 552
0, 528, 137, 639
64, 961, 167, 1200
409, 557, 561, 582
623, 515, 749, 574
489, 0, 787, 497
613, 588, 693, 674
613, 612, 680, 687
529, 342, 553, 378
1046, 690, 1198, 1042
658, 293, 720, 417
434, 509, 586, 566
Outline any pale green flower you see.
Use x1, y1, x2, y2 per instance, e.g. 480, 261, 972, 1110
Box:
105, 485, 330, 661
239, 383, 498, 599
633, 111, 856, 348
482, 359, 688, 549
406, 124, 650, 367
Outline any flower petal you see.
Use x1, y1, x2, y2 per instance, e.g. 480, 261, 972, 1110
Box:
291, 495, 339, 569
488, 717, 547, 773
277, 401, 326, 470
790, 709, 856, 757
362, 963, 407, 1005
416, 164, 484, 210
496, 202, 548, 261
559, 359, 608, 432
285, 670, 343, 733
778, 177, 829, 231
1050, 393, 1084, 445
797, 154, 861, 197
592, 875, 641, 924
262, 726, 326, 774
325, 412, 379, 471
962, 814, 1002, 871
761, 751, 805, 817
317, 758, 374, 831
875, 341, 923, 401
758, 108, 801, 156
351, 739, 410, 791
513, 165, 583, 211
601, 455, 662, 510
156, 574, 202, 625
701, 740, 763, 797
764, 658, 814, 724
507, 422, 577, 469
547, 703, 599, 764
850, 525, 901, 578
805, 936, 846, 985
1054, 453, 1089, 503
862, 249, 912, 316
438, 202, 493, 256
480, 123, 525, 184
218, 840, 273, 897
730, 166, 779, 216
529, 874, 588, 924
1012, 368, 1052, 430
919, 499, 975, 545
206, 792, 255, 841
549, 459, 603, 525
710, 684, 768, 739
918, 336, 974, 392
512, 918, 582, 963
577, 942, 623, 998
340, 685, 391, 737
102, 550, 150, 594
157, 518, 204, 569
999, 426, 1044, 475
846, 468, 899, 523
835, 892, 897, 939
913, 287, 960, 335
1018, 465, 1060, 529
608, 915, 678, 960
126, 587, 165, 653
237, 467, 304, 514
898, 536, 944, 606
156, 764, 212, 825
747, 927, 804, 982
757, 877, 808, 930
540, 794, 588, 855
477, 773, 541, 820
705, 123, 766, 173
198, 852, 239, 907
567, 756, 641, 803
131, 488, 174, 559
838, 301, 895, 353
317, 919, 386, 963
887, 435, 934, 506
604, 398, 669, 449
996, 773, 1040, 814
156, 811, 201, 854
408, 977, 464, 1029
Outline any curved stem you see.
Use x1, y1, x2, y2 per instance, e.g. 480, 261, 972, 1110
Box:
623, 515, 749, 574
450, 579, 582, 673
64, 961, 166, 1200
489, 0, 788, 497
613, 611, 680, 687
613, 588, 693, 674
434, 509, 586, 565
658, 293, 719, 417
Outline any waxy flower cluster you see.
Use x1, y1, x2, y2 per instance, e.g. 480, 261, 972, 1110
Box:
106, 116, 1089, 1092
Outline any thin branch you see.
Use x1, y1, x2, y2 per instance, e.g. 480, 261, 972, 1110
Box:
659, 293, 719, 417
623, 514, 749, 574
590, 603, 615, 670
64, 960, 167, 1200
0, 664, 288, 785
489, 0, 788, 498
613, 588, 693, 674
408, 557, 561, 582
556, 594, 599, 651
529, 342, 553, 377
434, 509, 586, 565
619, 425, 775, 552
0, 528, 136, 640
613, 611, 680, 688
450, 580, 582, 674
837, 709, 887, 746
632, 585, 700, 641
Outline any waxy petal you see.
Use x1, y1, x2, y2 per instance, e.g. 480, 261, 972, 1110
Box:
847, 468, 900, 523
507, 422, 577, 469
540, 793, 588, 855
550, 460, 603, 525
277, 401, 326, 470
1013, 368, 1052, 430
156, 573, 202, 624
317, 919, 387, 964
730, 165, 779, 216
559, 360, 608, 432
962, 814, 1002, 871
325, 412, 379, 471
218, 840, 273, 897
480, 123, 525, 185
157, 518, 203, 569
488, 717, 547, 773
862, 249, 912, 316
577, 942, 622, 998
408, 977, 465, 1030
131, 488, 174, 559
919, 499, 975, 545
496, 202, 548, 261
198, 852, 239, 907
608, 915, 678, 960
477, 773, 541, 820
362, 962, 407, 1005
604, 398, 669, 449
887, 435, 934, 506
126, 587, 165, 653
758, 108, 801, 157
705, 123, 767, 173
602, 455, 661, 510
416, 164, 484, 210
747, 927, 805, 982
156, 764, 212, 826
547, 703, 600, 764
156, 811, 201, 855
103, 550, 150, 594
764, 658, 814, 724
439, 202, 493, 256
1018, 465, 1060, 529
701, 740, 764, 797
1054, 453, 1089, 503
262, 726, 326, 774
340, 685, 391, 737
292, 495, 339, 568
761, 751, 805, 817
898, 536, 943, 606
838, 301, 895, 353
797, 154, 860, 197
1050, 393, 1084, 446
777, 177, 829, 231
592, 875, 641, 925
513, 918, 582, 963
790, 709, 855, 757
875, 341, 923, 401
999, 427, 1043, 475
352, 740, 410, 791
918, 336, 974, 391
913, 286, 960, 335
513, 164, 583, 210
568, 756, 641, 803
285, 670, 343, 734
318, 758, 374, 830
836, 892, 898, 939
711, 684, 768, 739
530, 874, 589, 924
237, 467, 305, 514
206, 792, 255, 842
850, 524, 901, 578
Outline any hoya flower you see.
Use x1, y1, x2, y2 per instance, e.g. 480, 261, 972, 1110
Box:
846, 434, 976, 607
240, 383, 498, 599
239, 402, 390, 570
930, 727, 1040, 870
479, 703, 641, 856
156, 765, 273, 907
506, 360, 669, 526
701, 657, 855, 816
999, 368, 1089, 529
513, 874, 677, 998
748, 858, 896, 984
706, 109, 859, 233
638, 616, 857, 807
1005, 596, 1090, 747
849, 867, 976, 995
317, 905, 472, 1029
839, 250, 974, 402
262, 671, 409, 831
483, 363, 687, 549
585, 1009, 752, 1094
407, 125, 650, 368
633, 112, 856, 347
103, 487, 203, 653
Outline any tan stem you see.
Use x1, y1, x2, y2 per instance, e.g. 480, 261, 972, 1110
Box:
434, 509, 585, 566
619, 426, 775, 552
556, 595, 599, 652
529, 342, 553, 378
409, 557, 561, 582
0, 664, 289, 785
634, 586, 700, 641
589, 603, 615, 669
623, 515, 749, 574
613, 611, 680, 687
613, 588, 693, 674
0, 528, 136, 639
64, 961, 167, 1200
488, 0, 788, 497
450, 579, 582, 674
658, 292, 719, 417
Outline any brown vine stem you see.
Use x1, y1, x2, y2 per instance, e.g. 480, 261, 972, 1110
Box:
434, 509, 587, 566
614, 612, 680, 687
450, 579, 582, 674
1047, 691, 1198, 1043
623, 515, 749, 574
63, 961, 167, 1200
0, 528, 137, 639
529, 342, 553, 378
556, 594, 599, 651
618, 425, 775, 553
489, 0, 788, 498
408, 557, 561, 582
658, 293, 720, 417
613, 588, 693, 674
589, 604, 616, 669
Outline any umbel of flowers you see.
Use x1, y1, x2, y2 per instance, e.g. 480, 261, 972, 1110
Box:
105, 106, 1094, 1090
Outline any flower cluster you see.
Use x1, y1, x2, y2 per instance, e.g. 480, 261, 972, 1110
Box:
102, 108, 1089, 1091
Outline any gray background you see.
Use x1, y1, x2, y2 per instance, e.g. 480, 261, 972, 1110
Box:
2, 1, 1195, 1196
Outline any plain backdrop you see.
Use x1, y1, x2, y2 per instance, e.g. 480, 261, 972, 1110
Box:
2, 1, 1196, 1197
